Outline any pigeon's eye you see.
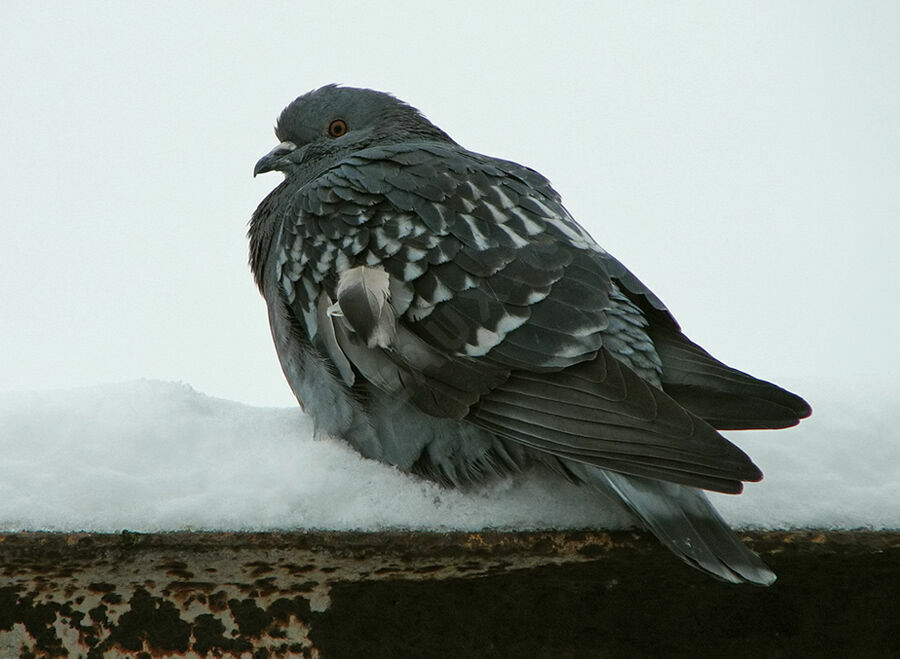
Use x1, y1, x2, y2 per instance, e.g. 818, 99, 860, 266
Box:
328, 119, 348, 138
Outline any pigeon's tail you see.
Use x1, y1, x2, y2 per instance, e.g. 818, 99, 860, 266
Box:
568, 462, 776, 585
649, 326, 812, 430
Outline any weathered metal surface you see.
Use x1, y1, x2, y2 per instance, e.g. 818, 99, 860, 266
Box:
1, 530, 898, 657
0, 530, 634, 657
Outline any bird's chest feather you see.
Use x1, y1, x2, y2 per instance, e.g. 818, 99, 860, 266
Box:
272, 204, 443, 341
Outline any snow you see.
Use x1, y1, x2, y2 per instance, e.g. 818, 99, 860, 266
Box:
0, 379, 897, 533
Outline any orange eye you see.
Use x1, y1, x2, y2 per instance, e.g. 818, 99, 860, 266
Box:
328, 119, 348, 138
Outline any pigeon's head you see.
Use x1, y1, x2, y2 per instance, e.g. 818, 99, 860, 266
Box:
254, 85, 454, 179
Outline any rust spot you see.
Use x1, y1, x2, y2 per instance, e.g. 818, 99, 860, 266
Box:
88, 603, 108, 625
285, 563, 316, 575
228, 598, 269, 637
254, 577, 280, 597
206, 590, 230, 613
165, 581, 218, 594
106, 587, 191, 654
191, 613, 252, 655
246, 560, 275, 576
413, 565, 443, 574
464, 533, 487, 548
156, 559, 194, 580
374, 564, 403, 575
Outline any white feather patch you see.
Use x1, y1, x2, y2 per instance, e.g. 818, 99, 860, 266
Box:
334, 265, 397, 348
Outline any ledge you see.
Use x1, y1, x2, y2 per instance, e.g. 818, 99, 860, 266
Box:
1, 530, 897, 657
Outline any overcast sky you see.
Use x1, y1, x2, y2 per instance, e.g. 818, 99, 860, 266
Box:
2, 2, 897, 407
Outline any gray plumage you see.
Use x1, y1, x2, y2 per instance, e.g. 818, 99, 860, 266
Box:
249, 85, 811, 585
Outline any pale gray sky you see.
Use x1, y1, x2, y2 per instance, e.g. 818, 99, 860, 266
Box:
2, 2, 897, 407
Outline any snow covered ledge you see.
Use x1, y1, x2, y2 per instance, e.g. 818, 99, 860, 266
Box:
1, 380, 897, 655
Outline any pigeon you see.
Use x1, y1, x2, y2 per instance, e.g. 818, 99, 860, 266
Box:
249, 85, 811, 585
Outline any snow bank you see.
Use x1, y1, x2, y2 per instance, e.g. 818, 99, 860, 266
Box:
0, 379, 896, 532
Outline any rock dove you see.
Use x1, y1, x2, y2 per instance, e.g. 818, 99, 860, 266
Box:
249, 85, 811, 585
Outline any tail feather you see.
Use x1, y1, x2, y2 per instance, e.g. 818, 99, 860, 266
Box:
650, 326, 812, 430
569, 462, 775, 585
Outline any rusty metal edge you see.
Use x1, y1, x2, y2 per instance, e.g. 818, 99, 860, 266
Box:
2, 528, 898, 563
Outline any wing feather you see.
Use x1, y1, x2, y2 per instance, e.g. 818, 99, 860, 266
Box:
278, 140, 794, 494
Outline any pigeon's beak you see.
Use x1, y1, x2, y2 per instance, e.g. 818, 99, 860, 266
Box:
253, 141, 298, 176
